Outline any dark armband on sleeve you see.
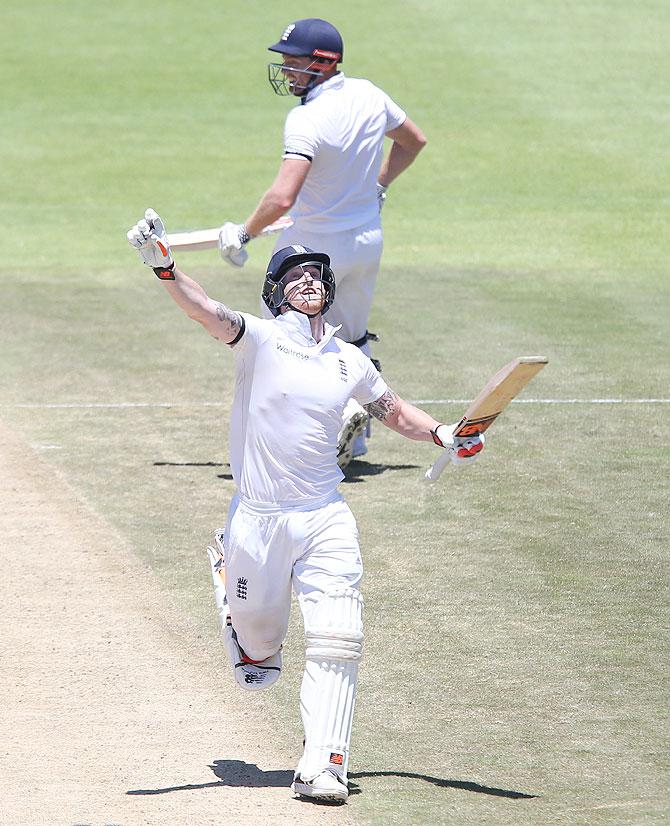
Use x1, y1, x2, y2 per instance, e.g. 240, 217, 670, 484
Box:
228, 314, 246, 346
283, 149, 313, 161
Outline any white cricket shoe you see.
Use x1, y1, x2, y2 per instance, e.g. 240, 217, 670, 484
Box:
207, 535, 281, 691
337, 406, 369, 469
292, 769, 349, 803
228, 627, 283, 691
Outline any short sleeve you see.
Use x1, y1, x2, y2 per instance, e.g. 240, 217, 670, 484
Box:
351, 354, 389, 406
283, 107, 318, 161
383, 90, 406, 132
231, 313, 273, 361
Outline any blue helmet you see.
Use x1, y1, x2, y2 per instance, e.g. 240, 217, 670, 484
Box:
268, 18, 343, 60
262, 245, 336, 317
268, 19, 343, 97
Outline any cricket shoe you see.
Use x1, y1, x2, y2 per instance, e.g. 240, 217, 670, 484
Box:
207, 537, 281, 691
228, 627, 282, 691
337, 405, 369, 470
292, 769, 348, 803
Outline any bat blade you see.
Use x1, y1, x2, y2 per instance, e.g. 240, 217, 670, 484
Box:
424, 356, 548, 483
453, 356, 548, 437
167, 215, 293, 251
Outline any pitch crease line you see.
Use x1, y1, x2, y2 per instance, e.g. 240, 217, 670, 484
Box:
412, 398, 670, 405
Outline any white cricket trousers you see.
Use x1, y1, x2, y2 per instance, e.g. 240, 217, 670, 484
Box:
223, 492, 362, 656
270, 216, 383, 344
223, 492, 364, 779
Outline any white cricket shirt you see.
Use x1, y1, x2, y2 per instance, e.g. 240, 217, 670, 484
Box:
283, 73, 406, 232
229, 310, 387, 507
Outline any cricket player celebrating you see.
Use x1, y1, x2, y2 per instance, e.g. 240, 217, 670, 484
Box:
218, 18, 427, 467
127, 209, 482, 803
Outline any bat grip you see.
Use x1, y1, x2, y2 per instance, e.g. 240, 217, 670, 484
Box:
424, 448, 453, 482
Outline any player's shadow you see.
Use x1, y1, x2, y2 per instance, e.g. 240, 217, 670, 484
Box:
347, 770, 537, 799
342, 459, 420, 482
153, 459, 419, 483
209, 759, 293, 788
126, 760, 293, 795
154, 461, 226, 467
153, 460, 234, 481
126, 761, 537, 800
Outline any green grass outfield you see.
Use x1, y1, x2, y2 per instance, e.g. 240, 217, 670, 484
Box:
2, 1, 669, 823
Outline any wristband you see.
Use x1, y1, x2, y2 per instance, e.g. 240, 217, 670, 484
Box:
153, 262, 176, 280
238, 226, 251, 245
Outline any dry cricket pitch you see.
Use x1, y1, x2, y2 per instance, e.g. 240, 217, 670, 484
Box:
0, 422, 356, 826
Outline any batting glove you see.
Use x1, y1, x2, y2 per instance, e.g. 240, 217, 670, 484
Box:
127, 208, 175, 280
376, 182, 388, 212
431, 423, 485, 467
218, 222, 251, 267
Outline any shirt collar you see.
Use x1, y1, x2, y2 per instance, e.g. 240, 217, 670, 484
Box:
275, 311, 341, 350
303, 71, 345, 104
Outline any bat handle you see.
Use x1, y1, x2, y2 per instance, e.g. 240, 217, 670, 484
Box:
424, 448, 452, 483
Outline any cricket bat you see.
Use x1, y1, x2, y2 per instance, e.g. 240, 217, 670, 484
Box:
424, 356, 548, 483
167, 215, 293, 251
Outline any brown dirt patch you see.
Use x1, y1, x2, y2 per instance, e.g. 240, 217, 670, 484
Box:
0, 421, 357, 826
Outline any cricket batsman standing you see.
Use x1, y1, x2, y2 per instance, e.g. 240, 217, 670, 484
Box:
218, 18, 427, 467
127, 209, 482, 803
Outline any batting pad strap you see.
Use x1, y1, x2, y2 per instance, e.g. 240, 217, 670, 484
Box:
305, 634, 363, 661
349, 330, 380, 349
304, 588, 364, 662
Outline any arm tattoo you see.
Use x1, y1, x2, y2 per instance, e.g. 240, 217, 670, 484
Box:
364, 389, 399, 422
215, 303, 243, 341
215, 303, 240, 326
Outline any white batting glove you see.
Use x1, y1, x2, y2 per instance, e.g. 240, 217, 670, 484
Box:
376, 182, 388, 212
218, 222, 251, 267
432, 423, 485, 467
127, 208, 175, 279
452, 433, 485, 466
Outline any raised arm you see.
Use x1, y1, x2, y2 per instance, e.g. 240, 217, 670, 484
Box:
127, 208, 244, 344
364, 387, 484, 465
162, 268, 244, 343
